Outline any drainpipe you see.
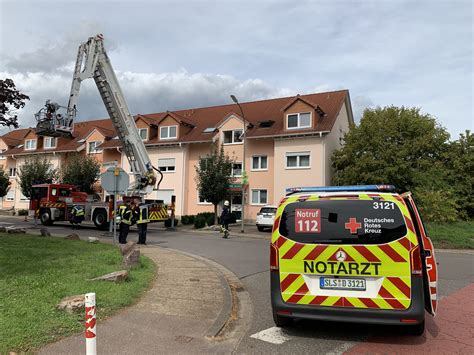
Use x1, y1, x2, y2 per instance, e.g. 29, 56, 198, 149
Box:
320, 132, 326, 186
115, 147, 122, 167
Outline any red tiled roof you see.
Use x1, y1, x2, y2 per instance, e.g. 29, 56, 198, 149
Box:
1, 119, 116, 156
0, 128, 34, 147
1, 90, 351, 153
143, 89, 350, 143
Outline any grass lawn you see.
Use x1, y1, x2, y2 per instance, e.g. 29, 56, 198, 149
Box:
426, 220, 474, 249
0, 234, 155, 353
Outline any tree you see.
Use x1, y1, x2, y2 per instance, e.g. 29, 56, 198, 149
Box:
443, 130, 474, 219
0, 78, 30, 128
195, 143, 234, 225
332, 106, 456, 222
0, 168, 11, 198
18, 157, 57, 199
60, 153, 101, 194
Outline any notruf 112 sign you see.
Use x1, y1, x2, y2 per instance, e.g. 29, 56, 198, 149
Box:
295, 209, 321, 233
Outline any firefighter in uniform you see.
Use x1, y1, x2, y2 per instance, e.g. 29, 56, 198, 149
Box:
134, 204, 149, 245
118, 202, 133, 244
70, 205, 85, 229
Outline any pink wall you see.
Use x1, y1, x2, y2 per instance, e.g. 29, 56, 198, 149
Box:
185, 142, 214, 215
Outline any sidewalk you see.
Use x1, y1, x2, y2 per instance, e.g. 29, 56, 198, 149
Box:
39, 246, 238, 354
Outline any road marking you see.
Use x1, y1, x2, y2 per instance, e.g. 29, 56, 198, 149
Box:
0, 222, 13, 225
250, 326, 291, 344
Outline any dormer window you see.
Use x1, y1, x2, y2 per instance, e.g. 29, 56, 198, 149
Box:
223, 129, 243, 144
160, 126, 177, 140
138, 128, 148, 141
44, 137, 56, 149
287, 112, 312, 130
88, 141, 102, 154
25, 139, 37, 151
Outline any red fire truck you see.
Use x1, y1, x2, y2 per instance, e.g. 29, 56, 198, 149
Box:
29, 184, 169, 230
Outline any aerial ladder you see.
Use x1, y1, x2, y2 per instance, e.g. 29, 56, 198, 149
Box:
35, 34, 162, 195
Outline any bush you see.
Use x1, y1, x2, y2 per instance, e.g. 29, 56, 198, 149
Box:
17, 209, 28, 216
194, 215, 206, 229
206, 214, 216, 226
415, 189, 458, 223
164, 218, 179, 228
196, 212, 213, 220
181, 215, 195, 225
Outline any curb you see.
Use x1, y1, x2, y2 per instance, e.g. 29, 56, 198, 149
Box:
178, 227, 271, 240
166, 248, 253, 340
435, 248, 474, 255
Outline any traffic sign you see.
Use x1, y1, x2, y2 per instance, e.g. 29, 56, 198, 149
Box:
100, 167, 129, 193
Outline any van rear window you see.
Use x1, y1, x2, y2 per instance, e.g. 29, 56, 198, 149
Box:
279, 199, 407, 245
260, 207, 276, 214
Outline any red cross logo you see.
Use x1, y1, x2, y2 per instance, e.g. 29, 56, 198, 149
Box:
345, 218, 361, 234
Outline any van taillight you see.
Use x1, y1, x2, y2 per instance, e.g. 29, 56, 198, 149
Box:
270, 244, 279, 271
410, 245, 423, 276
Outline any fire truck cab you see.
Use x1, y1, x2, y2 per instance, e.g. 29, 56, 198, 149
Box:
29, 184, 111, 229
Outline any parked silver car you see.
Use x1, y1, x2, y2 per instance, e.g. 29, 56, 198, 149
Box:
256, 205, 277, 231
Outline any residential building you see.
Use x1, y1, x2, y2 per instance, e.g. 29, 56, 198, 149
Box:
0, 89, 353, 221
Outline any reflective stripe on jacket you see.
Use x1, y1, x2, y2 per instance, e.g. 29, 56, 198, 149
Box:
72, 205, 85, 217
121, 207, 133, 225
136, 206, 150, 224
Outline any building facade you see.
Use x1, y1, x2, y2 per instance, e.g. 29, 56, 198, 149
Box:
0, 90, 354, 221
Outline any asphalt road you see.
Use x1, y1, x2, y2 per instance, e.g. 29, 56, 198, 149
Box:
3, 217, 473, 354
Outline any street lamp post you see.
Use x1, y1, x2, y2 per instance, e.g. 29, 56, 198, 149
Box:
230, 94, 246, 233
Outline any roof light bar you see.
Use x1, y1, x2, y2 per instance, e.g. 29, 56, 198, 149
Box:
285, 185, 396, 195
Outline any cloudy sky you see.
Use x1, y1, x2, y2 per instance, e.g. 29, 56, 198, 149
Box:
0, 0, 472, 138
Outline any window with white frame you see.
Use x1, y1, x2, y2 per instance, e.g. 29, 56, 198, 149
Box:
44, 137, 56, 149
25, 139, 37, 150
251, 189, 268, 205
198, 195, 211, 204
286, 152, 310, 169
5, 189, 15, 201
223, 129, 243, 144
231, 162, 242, 177
0, 149, 6, 160
160, 126, 177, 140
287, 112, 312, 129
158, 158, 176, 172
88, 141, 102, 154
252, 155, 268, 170
138, 128, 148, 141
9, 167, 16, 177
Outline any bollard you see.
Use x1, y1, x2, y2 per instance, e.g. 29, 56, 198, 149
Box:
85, 293, 97, 355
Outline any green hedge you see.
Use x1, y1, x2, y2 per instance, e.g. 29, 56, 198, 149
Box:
206, 214, 216, 226
164, 218, 179, 227
194, 215, 206, 229
181, 215, 195, 225
17, 209, 29, 216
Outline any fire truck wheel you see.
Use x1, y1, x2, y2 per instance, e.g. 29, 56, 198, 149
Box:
93, 209, 109, 230
40, 208, 54, 226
